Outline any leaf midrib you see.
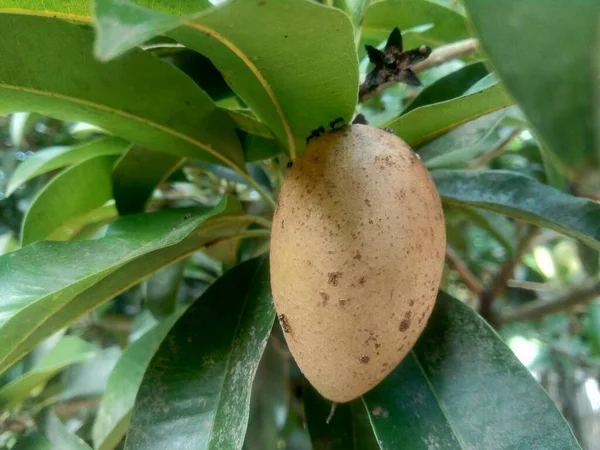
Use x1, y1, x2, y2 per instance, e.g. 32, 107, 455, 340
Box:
0, 83, 237, 170
410, 350, 467, 449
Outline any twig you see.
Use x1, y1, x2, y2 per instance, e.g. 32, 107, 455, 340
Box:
411, 38, 479, 73
467, 128, 522, 169
497, 279, 600, 325
479, 225, 539, 324
445, 246, 483, 295
506, 279, 555, 292
359, 38, 479, 103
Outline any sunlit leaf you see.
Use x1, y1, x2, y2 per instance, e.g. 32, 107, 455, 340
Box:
0, 336, 96, 409
93, 0, 358, 159
6, 137, 129, 197
387, 79, 511, 146
0, 196, 254, 374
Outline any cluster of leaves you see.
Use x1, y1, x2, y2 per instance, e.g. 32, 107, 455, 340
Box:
0, 0, 598, 448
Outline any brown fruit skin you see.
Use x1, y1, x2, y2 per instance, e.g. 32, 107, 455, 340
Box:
270, 124, 446, 403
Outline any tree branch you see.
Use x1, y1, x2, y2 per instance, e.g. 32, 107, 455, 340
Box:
467, 128, 522, 169
497, 278, 600, 325
445, 246, 483, 295
359, 38, 479, 103
479, 225, 539, 324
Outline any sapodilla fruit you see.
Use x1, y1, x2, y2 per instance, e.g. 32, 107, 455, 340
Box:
270, 124, 446, 402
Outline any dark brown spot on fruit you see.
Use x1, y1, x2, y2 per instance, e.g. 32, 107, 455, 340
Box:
353, 251, 362, 260
358, 276, 366, 286
399, 319, 411, 332
328, 272, 342, 286
359, 355, 370, 364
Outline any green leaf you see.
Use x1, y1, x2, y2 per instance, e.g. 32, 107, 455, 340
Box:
404, 61, 489, 113
333, 0, 370, 29
143, 260, 186, 319
243, 337, 289, 450
93, 0, 359, 159
112, 147, 183, 215
225, 109, 273, 139
0, 336, 96, 409
37, 406, 93, 450
0, 15, 251, 183
462, 0, 600, 179
0, 196, 255, 375
433, 170, 600, 250
363, 0, 469, 46
387, 79, 511, 146
419, 110, 505, 168
21, 155, 118, 246
304, 385, 379, 450
9, 112, 38, 148
58, 346, 121, 402
125, 257, 275, 450
92, 311, 184, 450
362, 291, 580, 449
13, 431, 51, 450
6, 137, 130, 197
0, 231, 17, 255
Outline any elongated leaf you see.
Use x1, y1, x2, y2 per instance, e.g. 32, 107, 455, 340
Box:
0, 196, 255, 374
419, 110, 505, 167
0, 336, 96, 409
143, 260, 186, 319
363, 0, 469, 46
362, 292, 580, 449
404, 62, 489, 113
93, 0, 359, 159
243, 338, 290, 450
6, 137, 130, 196
0, 15, 247, 175
112, 147, 183, 215
304, 385, 378, 450
37, 407, 93, 450
92, 311, 184, 450
21, 155, 118, 246
125, 257, 275, 450
433, 170, 600, 250
462, 0, 600, 179
388, 81, 511, 146
9, 112, 38, 147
